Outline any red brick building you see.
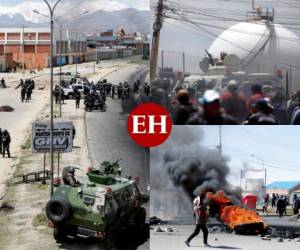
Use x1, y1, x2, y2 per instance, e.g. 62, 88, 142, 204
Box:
0, 27, 51, 70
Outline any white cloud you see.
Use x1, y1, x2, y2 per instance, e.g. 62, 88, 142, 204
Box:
0, 0, 149, 22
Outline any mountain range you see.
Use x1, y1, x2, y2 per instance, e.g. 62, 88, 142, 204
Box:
0, 8, 150, 34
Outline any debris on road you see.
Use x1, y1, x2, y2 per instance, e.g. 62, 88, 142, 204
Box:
150, 216, 166, 225
0, 202, 15, 212
0, 106, 14, 112
154, 226, 174, 233
261, 235, 271, 241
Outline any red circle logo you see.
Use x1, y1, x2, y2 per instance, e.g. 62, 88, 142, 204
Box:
127, 103, 172, 147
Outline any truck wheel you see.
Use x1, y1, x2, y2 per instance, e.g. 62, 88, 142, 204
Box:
46, 198, 71, 223
53, 226, 67, 243
68, 93, 74, 99
135, 207, 146, 230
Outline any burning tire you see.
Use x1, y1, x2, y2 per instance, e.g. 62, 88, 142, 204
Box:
46, 198, 71, 223
234, 222, 265, 235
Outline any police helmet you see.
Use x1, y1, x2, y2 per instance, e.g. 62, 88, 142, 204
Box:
68, 167, 75, 174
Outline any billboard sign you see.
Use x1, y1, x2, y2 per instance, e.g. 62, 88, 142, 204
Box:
32, 122, 73, 153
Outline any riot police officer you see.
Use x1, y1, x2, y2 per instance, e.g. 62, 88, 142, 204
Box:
2, 129, 11, 158
0, 128, 2, 154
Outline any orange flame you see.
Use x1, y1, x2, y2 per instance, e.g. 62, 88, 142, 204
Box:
206, 191, 231, 205
220, 205, 265, 229
206, 191, 266, 230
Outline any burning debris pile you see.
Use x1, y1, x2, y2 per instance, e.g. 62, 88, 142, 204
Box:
151, 126, 267, 234
221, 206, 265, 233
206, 191, 266, 234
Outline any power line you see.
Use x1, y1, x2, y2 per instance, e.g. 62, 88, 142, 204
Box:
59, 0, 86, 18
165, 6, 300, 68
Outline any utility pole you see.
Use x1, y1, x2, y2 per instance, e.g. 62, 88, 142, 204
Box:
22, 25, 25, 76
161, 50, 164, 69
43, 0, 62, 197
182, 52, 185, 78
219, 125, 222, 154
252, 0, 256, 10
33, 10, 89, 119
150, 0, 165, 82
264, 168, 267, 197
59, 24, 62, 117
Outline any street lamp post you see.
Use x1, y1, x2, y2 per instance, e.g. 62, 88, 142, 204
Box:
43, 0, 62, 197
59, 24, 62, 118
33, 10, 89, 118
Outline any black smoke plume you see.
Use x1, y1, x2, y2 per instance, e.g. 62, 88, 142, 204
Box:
150, 126, 241, 218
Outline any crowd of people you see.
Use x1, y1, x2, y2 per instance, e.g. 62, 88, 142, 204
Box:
0, 128, 11, 158
150, 77, 300, 125
53, 77, 149, 110
15, 78, 35, 103
262, 193, 300, 216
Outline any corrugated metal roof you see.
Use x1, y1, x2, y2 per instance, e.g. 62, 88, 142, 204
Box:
266, 181, 300, 190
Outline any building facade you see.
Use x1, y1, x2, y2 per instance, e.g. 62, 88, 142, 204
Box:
0, 27, 51, 70
266, 181, 300, 196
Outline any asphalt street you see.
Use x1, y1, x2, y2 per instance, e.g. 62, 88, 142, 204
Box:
150, 224, 300, 250
85, 63, 150, 250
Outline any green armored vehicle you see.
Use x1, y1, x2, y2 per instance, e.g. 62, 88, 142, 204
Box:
46, 160, 149, 242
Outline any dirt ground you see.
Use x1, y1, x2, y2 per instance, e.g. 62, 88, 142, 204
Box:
0, 57, 142, 250
0, 57, 141, 196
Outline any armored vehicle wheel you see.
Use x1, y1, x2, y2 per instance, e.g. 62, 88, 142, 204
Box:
135, 207, 146, 230
53, 226, 67, 243
46, 198, 71, 223
68, 93, 74, 99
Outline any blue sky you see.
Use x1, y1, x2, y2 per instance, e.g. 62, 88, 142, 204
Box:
0, 0, 149, 22
169, 126, 300, 187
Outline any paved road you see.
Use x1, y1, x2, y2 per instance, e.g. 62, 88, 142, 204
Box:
85, 63, 150, 250
151, 224, 300, 250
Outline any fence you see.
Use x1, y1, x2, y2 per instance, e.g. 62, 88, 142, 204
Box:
55, 48, 144, 66
158, 50, 203, 75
